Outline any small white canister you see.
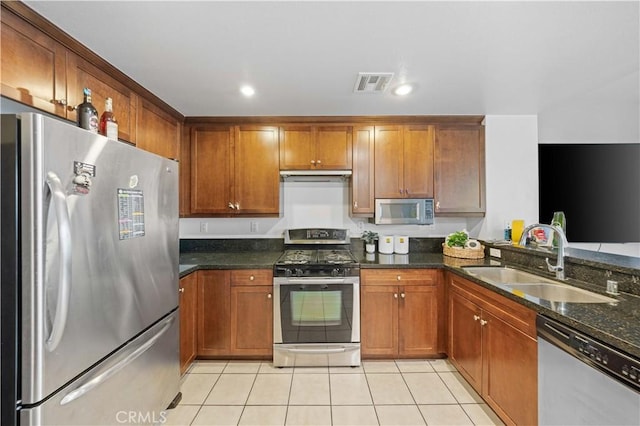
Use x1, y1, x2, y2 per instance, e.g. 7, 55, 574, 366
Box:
378, 235, 394, 254
394, 235, 409, 254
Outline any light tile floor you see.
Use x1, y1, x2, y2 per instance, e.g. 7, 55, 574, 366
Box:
164, 359, 504, 426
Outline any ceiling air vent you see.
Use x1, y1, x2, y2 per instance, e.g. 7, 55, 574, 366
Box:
353, 72, 394, 93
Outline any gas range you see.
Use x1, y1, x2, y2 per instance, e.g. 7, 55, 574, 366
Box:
274, 229, 360, 278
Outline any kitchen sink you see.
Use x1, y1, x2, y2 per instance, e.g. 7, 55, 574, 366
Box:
462, 266, 616, 303
462, 266, 556, 285
506, 283, 616, 303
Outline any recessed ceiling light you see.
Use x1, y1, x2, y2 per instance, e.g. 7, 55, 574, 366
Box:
240, 85, 255, 97
393, 84, 414, 96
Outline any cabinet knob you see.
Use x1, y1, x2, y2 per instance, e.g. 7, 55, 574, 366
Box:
51, 99, 67, 106
228, 202, 235, 209
316, 160, 321, 165
354, 201, 358, 208
436, 201, 441, 210
400, 293, 405, 299
311, 160, 316, 165
235, 202, 240, 210
67, 105, 78, 112
267, 293, 272, 299
179, 288, 185, 293
250, 275, 255, 281
473, 315, 480, 321
394, 293, 398, 299
399, 189, 403, 194
397, 275, 401, 281
480, 319, 488, 326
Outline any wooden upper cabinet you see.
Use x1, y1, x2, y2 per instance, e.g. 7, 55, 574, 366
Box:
279, 125, 352, 170
351, 126, 375, 216
375, 125, 434, 199
1, 9, 67, 116
190, 125, 280, 216
374, 126, 404, 198
66, 55, 137, 142
233, 126, 280, 214
1, 3, 184, 160
135, 98, 181, 159
190, 126, 233, 214
403, 125, 434, 198
434, 125, 486, 215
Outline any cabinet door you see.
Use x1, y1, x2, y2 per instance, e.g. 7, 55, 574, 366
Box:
361, 285, 398, 358
179, 273, 198, 374
434, 126, 485, 215
197, 271, 231, 356
315, 126, 352, 169
374, 126, 404, 198
351, 126, 375, 216
190, 127, 233, 214
1, 10, 67, 116
66, 54, 137, 142
279, 126, 314, 170
230, 286, 273, 357
399, 285, 438, 357
448, 290, 483, 391
234, 126, 280, 214
403, 125, 434, 198
135, 98, 181, 159
482, 311, 537, 426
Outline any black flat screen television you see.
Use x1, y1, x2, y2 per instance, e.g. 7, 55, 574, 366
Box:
538, 143, 640, 243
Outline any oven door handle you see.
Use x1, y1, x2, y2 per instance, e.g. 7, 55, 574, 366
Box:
283, 346, 357, 354
279, 278, 348, 285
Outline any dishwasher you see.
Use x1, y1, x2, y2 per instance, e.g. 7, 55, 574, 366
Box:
537, 315, 640, 425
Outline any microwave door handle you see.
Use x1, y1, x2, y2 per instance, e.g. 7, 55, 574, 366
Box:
44, 171, 73, 352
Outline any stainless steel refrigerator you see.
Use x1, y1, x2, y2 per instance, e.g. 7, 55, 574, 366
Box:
1, 113, 180, 425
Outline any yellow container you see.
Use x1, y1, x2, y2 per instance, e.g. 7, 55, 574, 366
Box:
511, 219, 525, 244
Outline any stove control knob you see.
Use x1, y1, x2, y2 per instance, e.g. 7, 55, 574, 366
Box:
295, 268, 304, 277
285, 269, 292, 278
331, 268, 341, 277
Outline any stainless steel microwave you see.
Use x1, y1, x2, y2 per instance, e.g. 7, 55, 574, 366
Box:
375, 198, 434, 225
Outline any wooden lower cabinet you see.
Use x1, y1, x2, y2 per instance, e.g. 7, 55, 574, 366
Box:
230, 270, 273, 357
361, 269, 444, 358
198, 269, 273, 358
447, 272, 537, 426
179, 273, 198, 374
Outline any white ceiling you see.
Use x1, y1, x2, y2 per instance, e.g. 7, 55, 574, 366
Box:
23, 1, 640, 143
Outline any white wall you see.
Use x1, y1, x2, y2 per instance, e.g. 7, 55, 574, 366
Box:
477, 115, 539, 240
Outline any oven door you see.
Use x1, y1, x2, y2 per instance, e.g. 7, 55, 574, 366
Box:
273, 277, 360, 344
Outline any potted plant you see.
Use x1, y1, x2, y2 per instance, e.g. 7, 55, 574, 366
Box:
361, 230, 379, 253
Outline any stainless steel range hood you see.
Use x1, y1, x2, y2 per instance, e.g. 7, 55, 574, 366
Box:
280, 170, 352, 182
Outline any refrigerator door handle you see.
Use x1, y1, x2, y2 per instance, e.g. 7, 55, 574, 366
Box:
59, 314, 175, 406
44, 171, 73, 352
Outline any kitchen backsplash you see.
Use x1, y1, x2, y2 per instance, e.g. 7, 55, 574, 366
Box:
179, 180, 481, 239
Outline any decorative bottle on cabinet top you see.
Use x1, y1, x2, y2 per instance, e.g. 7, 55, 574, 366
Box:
99, 97, 118, 140
77, 88, 98, 133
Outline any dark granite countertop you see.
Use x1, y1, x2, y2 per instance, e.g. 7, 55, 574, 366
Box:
179, 251, 282, 274
179, 248, 640, 359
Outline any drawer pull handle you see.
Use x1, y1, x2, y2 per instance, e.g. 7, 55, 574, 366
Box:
250, 275, 255, 281
473, 315, 480, 321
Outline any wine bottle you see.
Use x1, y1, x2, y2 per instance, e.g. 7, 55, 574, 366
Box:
77, 88, 98, 133
99, 97, 119, 139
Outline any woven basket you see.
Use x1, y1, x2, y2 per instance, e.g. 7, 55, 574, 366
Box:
442, 243, 485, 259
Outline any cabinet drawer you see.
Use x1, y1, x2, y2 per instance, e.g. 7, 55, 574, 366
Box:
230, 269, 273, 286
361, 269, 439, 286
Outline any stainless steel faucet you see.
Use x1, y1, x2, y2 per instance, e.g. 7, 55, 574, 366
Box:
518, 223, 569, 280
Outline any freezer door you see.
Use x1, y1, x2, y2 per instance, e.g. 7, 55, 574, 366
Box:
21, 311, 180, 426
20, 113, 179, 405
